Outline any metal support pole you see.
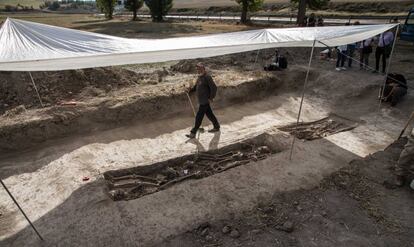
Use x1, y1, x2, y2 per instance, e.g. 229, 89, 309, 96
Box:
28, 72, 44, 108
375, 24, 400, 125
1, 179, 44, 241
289, 39, 317, 160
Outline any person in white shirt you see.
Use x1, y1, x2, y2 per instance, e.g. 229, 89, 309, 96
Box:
374, 30, 395, 73
335, 45, 347, 71
358, 38, 374, 70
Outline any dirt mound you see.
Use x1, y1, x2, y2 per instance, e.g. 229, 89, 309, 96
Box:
0, 47, 310, 116
171, 60, 199, 73
170, 56, 239, 74
169, 48, 305, 74
0, 72, 285, 152
2, 105, 27, 118
0, 67, 141, 115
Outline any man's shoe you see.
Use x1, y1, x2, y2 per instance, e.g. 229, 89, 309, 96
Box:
185, 133, 196, 139
208, 128, 220, 133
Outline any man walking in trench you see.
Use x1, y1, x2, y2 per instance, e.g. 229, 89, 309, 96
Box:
186, 63, 220, 139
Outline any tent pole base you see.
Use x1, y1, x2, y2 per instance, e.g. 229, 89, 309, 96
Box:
1, 179, 44, 241
289, 39, 317, 161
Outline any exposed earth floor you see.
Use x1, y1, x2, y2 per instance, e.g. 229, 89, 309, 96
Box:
0, 20, 413, 247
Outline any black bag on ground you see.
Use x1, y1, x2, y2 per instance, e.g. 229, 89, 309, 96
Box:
264, 64, 279, 71
279, 56, 288, 69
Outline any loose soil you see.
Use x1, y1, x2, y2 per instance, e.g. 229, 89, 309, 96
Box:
0, 43, 319, 153
159, 138, 414, 247
0, 18, 413, 247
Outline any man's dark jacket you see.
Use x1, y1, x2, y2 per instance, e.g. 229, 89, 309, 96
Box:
190, 74, 217, 105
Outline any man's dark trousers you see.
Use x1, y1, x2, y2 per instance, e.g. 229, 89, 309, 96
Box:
375, 47, 387, 73
191, 103, 220, 134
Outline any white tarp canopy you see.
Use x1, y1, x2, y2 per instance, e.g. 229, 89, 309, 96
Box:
0, 18, 397, 71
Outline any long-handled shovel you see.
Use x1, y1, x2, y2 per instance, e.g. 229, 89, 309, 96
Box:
186, 92, 204, 132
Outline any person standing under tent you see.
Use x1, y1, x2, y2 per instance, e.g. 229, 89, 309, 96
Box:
346, 42, 356, 68
186, 63, 220, 139
374, 29, 395, 73
358, 38, 374, 70
308, 13, 316, 27
300, 16, 308, 27
335, 45, 347, 71
317, 16, 324, 26
346, 21, 360, 68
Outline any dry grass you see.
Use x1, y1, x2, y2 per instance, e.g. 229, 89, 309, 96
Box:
0, 13, 253, 38
173, 0, 413, 8
0, 0, 411, 9
0, 0, 42, 9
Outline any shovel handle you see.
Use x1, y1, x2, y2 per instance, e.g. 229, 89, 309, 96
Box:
398, 112, 414, 140
186, 92, 196, 116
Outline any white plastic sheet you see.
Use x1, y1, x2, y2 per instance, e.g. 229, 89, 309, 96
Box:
0, 18, 397, 71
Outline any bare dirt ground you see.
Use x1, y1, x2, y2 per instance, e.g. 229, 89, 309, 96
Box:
0, 17, 413, 247
160, 138, 414, 247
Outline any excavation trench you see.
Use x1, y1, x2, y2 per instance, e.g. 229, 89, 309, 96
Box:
278, 114, 359, 140
102, 112, 357, 202
0, 71, 302, 153
103, 133, 286, 201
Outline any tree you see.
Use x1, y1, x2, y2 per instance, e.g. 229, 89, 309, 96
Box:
125, 0, 144, 21
235, 0, 264, 24
96, 0, 116, 20
291, 0, 330, 25
144, 0, 173, 22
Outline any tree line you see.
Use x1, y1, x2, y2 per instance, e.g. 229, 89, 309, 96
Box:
97, 0, 329, 25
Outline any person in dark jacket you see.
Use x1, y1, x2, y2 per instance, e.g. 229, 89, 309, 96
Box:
186, 63, 220, 138
308, 13, 316, 27
380, 73, 408, 106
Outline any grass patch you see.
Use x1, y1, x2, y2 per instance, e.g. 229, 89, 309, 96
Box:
0, 0, 42, 9
0, 13, 252, 38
